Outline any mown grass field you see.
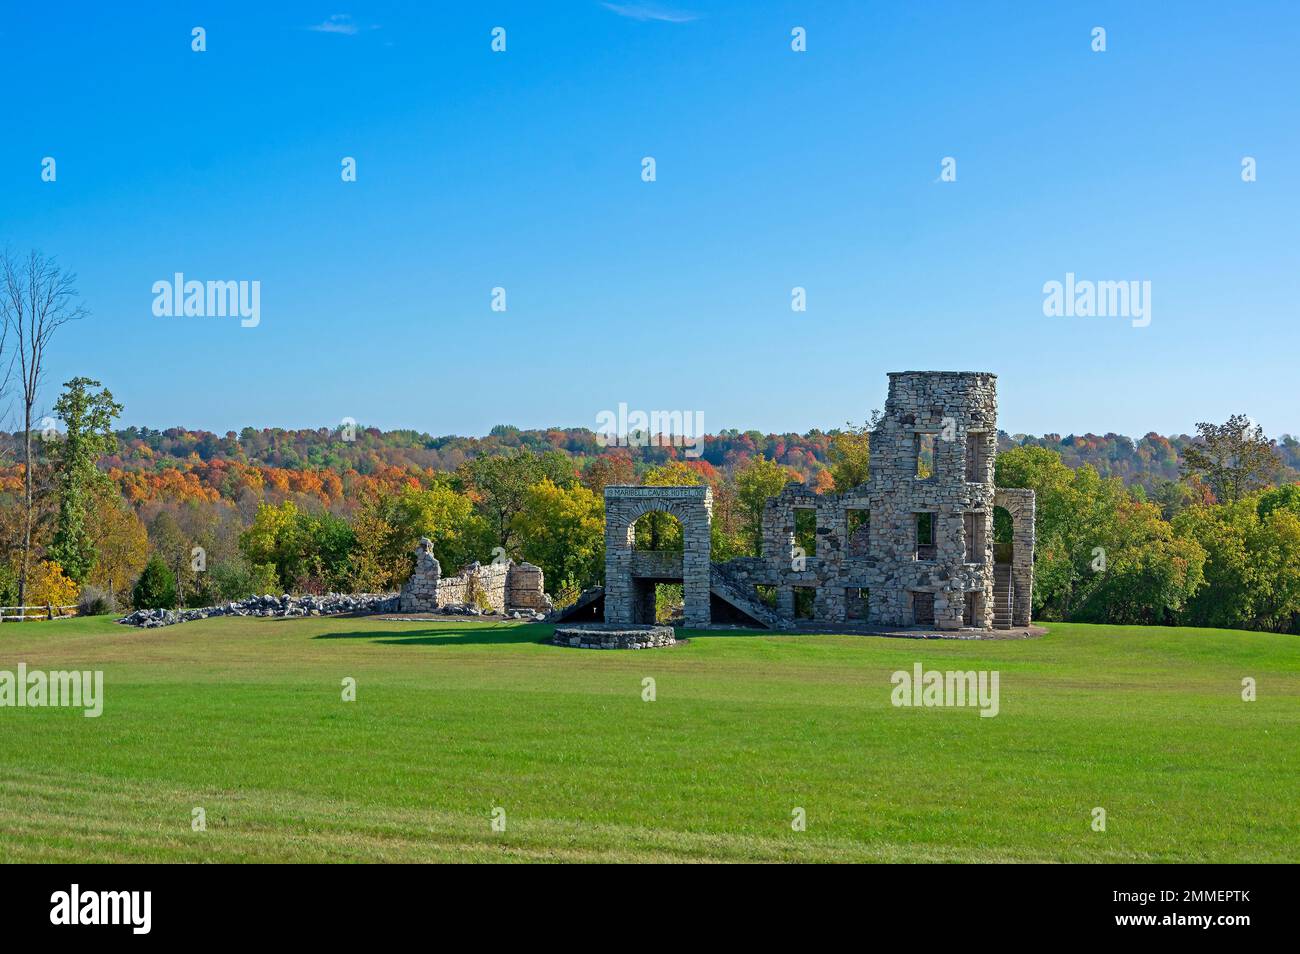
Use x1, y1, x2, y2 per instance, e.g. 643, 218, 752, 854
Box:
0, 614, 1296, 863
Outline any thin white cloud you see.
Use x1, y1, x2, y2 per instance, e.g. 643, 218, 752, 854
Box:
305, 14, 368, 36
601, 2, 698, 24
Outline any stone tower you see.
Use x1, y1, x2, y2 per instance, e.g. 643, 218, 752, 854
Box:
594, 371, 1034, 632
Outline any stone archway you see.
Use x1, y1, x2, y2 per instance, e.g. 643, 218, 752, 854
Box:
604, 486, 713, 627
993, 488, 1035, 627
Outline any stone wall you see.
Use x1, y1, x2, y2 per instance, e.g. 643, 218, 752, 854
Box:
506, 562, 553, 613
434, 560, 509, 609
717, 371, 1023, 631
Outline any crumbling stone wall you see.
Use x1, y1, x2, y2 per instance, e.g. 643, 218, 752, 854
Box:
597, 373, 1035, 632
399, 539, 553, 615
836, 370, 1001, 629
399, 538, 442, 612
714, 371, 1031, 630
435, 561, 509, 609
506, 562, 553, 613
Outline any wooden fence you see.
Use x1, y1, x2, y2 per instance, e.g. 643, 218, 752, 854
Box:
0, 604, 79, 622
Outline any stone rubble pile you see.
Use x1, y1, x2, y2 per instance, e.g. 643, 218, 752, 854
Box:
117, 592, 552, 629
118, 593, 398, 628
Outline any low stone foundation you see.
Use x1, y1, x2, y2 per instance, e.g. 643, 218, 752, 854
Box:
552, 623, 677, 650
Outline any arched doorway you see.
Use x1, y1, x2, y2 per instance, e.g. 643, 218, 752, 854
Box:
992, 505, 1014, 565
633, 509, 685, 623
992, 489, 1035, 628
603, 486, 713, 627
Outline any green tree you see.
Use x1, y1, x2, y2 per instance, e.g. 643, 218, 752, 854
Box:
1181, 414, 1280, 503
346, 493, 407, 591
1256, 484, 1300, 520
826, 414, 879, 492
1248, 507, 1300, 632
1070, 498, 1206, 625
996, 446, 1085, 618
511, 478, 605, 595
734, 456, 794, 556
208, 559, 280, 601
460, 450, 576, 553
238, 501, 356, 592
132, 555, 177, 610
47, 377, 123, 582
1175, 494, 1300, 633
1173, 502, 1256, 630
389, 482, 492, 575
238, 501, 298, 589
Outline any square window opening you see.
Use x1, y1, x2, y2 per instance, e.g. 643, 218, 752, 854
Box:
915, 433, 936, 480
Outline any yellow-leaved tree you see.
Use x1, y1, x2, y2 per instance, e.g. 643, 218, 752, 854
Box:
27, 560, 79, 616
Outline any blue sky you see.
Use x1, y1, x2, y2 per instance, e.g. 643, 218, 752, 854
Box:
3, 1, 1298, 438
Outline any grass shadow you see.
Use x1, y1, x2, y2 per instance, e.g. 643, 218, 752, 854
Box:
677, 627, 788, 640
314, 623, 553, 647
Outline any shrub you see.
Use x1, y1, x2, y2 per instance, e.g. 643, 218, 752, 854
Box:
77, 585, 113, 617
291, 571, 327, 596
132, 556, 177, 610
0, 563, 17, 607
27, 560, 80, 611
207, 561, 281, 602
473, 587, 495, 614
184, 587, 213, 609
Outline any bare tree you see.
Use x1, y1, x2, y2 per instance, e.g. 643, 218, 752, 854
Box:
0, 251, 86, 609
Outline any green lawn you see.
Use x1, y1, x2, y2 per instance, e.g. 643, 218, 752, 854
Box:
0, 614, 1295, 862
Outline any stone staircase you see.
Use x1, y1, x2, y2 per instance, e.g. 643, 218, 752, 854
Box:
992, 563, 1013, 630
709, 564, 788, 629
547, 585, 604, 623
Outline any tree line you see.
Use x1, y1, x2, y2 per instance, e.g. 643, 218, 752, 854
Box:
1, 249, 1297, 633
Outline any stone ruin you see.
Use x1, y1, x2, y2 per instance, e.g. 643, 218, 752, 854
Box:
593, 371, 1036, 632
399, 537, 553, 616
